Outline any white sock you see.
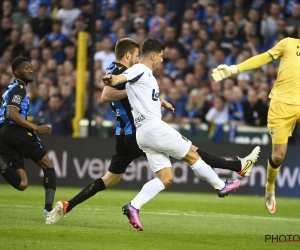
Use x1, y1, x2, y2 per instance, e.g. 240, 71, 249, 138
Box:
191, 158, 225, 190
130, 177, 165, 210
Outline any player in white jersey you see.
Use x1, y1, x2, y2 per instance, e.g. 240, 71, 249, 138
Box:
103, 38, 260, 231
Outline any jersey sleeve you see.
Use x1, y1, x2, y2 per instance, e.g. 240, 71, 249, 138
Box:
7, 85, 26, 110
268, 38, 288, 60
121, 65, 145, 83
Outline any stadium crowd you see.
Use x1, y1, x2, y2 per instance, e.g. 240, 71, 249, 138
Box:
0, 0, 298, 139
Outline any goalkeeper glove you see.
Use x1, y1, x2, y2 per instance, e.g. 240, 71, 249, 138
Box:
212, 65, 238, 82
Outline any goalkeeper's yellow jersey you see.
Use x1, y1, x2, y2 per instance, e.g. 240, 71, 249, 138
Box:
268, 37, 300, 105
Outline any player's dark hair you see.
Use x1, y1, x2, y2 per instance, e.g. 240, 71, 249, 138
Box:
115, 38, 140, 60
11, 57, 31, 73
141, 38, 166, 56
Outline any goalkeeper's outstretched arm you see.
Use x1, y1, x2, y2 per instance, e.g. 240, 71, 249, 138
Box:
212, 52, 274, 82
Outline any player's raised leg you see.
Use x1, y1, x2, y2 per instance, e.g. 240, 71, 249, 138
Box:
197, 146, 260, 177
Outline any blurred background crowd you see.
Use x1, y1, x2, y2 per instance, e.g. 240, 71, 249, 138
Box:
0, 0, 299, 141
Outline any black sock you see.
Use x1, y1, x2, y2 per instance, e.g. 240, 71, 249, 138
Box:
43, 168, 56, 211
67, 178, 106, 213
197, 149, 241, 172
1, 167, 22, 190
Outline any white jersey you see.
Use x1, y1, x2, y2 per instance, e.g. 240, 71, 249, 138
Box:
122, 64, 161, 127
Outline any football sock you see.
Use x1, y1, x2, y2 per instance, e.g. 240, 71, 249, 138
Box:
67, 178, 106, 213
130, 178, 165, 210
265, 156, 281, 193
43, 168, 56, 212
1, 166, 22, 190
190, 158, 225, 190
197, 149, 241, 172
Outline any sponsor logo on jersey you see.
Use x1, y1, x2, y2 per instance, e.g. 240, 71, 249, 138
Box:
152, 89, 159, 101
12, 95, 22, 104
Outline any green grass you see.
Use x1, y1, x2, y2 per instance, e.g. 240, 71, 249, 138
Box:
0, 184, 299, 250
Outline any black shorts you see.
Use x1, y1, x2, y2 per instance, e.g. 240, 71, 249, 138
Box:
0, 124, 47, 169
108, 134, 146, 174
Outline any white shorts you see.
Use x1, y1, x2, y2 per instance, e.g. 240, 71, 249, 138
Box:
136, 119, 192, 172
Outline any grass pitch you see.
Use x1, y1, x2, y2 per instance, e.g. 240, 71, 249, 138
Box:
0, 184, 299, 250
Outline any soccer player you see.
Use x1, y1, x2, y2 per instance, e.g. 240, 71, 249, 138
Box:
0, 57, 56, 216
211, 37, 299, 214
46, 38, 259, 226
101, 38, 259, 231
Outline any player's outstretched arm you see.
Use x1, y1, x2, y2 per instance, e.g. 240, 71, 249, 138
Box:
212, 52, 273, 82
8, 106, 51, 135
161, 99, 175, 113
101, 86, 127, 103
102, 74, 127, 86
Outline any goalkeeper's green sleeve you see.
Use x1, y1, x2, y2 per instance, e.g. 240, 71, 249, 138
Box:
237, 52, 273, 73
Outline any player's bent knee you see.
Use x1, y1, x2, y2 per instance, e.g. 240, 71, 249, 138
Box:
18, 182, 28, 191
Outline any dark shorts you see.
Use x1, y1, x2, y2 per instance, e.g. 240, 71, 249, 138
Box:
108, 134, 146, 174
0, 124, 47, 169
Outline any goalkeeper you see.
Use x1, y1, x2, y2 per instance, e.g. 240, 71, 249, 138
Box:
212, 37, 300, 214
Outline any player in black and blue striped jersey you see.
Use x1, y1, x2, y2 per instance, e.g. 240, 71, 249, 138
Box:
0, 57, 57, 217
46, 38, 146, 223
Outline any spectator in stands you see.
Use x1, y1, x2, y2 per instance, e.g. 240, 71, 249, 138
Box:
182, 89, 211, 134
31, 3, 52, 39
206, 95, 228, 142
0, 72, 11, 94
286, 2, 300, 36
5, 29, 25, 59
260, 2, 281, 47
63, 41, 76, 66
237, 73, 251, 99
203, 3, 220, 34
174, 79, 189, 96
43, 20, 68, 46
0, 17, 13, 53
102, 3, 118, 35
266, 63, 277, 85
0, 57, 9, 74
119, 3, 134, 33
92, 88, 112, 127
252, 68, 266, 90
1, 0, 13, 19
162, 87, 187, 123
248, 8, 261, 35
70, 16, 86, 46
178, 22, 193, 51
28, 0, 51, 18
94, 36, 115, 73
243, 89, 268, 127
212, 20, 224, 42
188, 36, 203, 65
164, 26, 186, 57
39, 94, 73, 136
11, 0, 32, 32
219, 19, 237, 56
135, 27, 147, 44
193, 62, 207, 82
165, 47, 180, 78
60, 81, 75, 118
57, 0, 81, 37
80, 0, 92, 31
224, 40, 241, 65
27, 84, 44, 120
37, 82, 49, 113
148, 2, 170, 38
158, 76, 173, 100
207, 80, 222, 103
228, 86, 245, 142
